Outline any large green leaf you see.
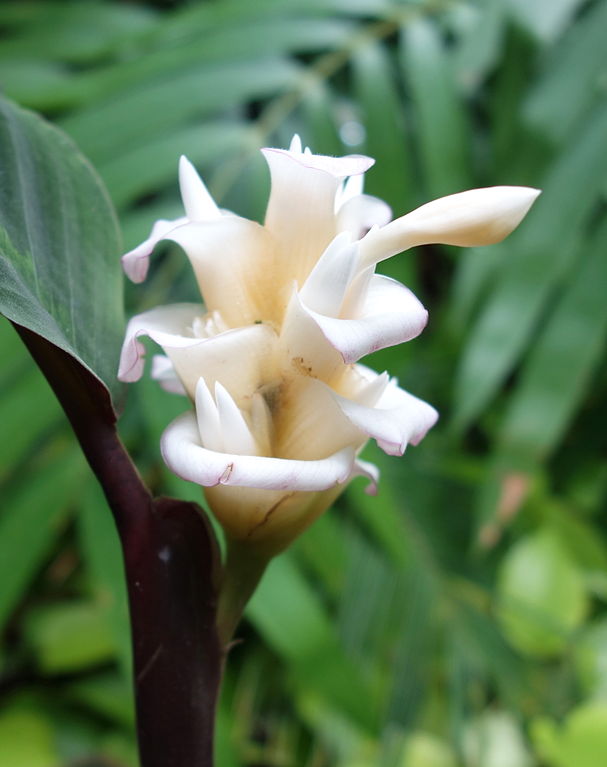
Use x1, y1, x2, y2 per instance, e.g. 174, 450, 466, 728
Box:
0, 96, 124, 404
523, 0, 607, 142
400, 16, 471, 200
0, 444, 87, 631
453, 101, 607, 431
498, 220, 607, 462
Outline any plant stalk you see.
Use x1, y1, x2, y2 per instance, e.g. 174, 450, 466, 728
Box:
16, 325, 223, 767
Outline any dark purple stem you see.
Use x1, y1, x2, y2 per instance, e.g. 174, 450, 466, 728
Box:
15, 324, 222, 767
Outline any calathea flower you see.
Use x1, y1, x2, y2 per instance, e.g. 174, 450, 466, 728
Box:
118, 136, 539, 556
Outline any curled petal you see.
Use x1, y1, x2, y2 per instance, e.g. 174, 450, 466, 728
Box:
359, 186, 541, 268
337, 193, 392, 239
161, 411, 358, 491
335, 363, 390, 407
118, 304, 202, 382
279, 289, 343, 382
151, 355, 187, 395
334, 378, 439, 456
335, 173, 364, 211
122, 217, 187, 283
353, 457, 380, 496
118, 304, 277, 402
299, 232, 358, 317
263, 147, 374, 179
168, 324, 277, 403
297, 275, 429, 366
262, 147, 373, 283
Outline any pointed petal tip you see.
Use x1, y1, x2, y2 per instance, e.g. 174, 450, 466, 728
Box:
289, 134, 303, 153
178, 156, 220, 222
360, 185, 542, 266
485, 184, 542, 241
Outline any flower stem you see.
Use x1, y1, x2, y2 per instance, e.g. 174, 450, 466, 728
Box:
217, 539, 271, 646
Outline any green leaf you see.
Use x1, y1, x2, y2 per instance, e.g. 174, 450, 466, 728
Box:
246, 552, 377, 730
25, 600, 117, 674
0, 709, 59, 767
66, 673, 135, 728
0, 363, 62, 482
0, 60, 77, 111
574, 618, 607, 699
0, 96, 124, 405
450, 0, 506, 92
400, 17, 471, 200
99, 120, 252, 210
463, 711, 532, 767
498, 220, 607, 462
523, 0, 607, 142
508, 0, 590, 44
78, 482, 132, 680
246, 553, 334, 660
0, 444, 86, 632
532, 704, 607, 767
0, 1, 157, 64
352, 41, 413, 211
402, 732, 457, 767
298, 83, 342, 158
497, 527, 588, 657
453, 101, 607, 431
61, 57, 301, 165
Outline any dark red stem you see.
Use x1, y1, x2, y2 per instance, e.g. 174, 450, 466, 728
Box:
15, 324, 222, 767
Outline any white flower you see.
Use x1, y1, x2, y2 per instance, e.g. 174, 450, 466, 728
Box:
118, 136, 539, 555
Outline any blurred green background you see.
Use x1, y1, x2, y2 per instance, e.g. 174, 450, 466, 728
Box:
1, 0, 607, 765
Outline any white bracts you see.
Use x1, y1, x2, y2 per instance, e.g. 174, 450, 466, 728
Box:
118, 135, 539, 554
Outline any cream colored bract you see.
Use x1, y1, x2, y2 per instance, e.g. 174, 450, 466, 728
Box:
118, 136, 539, 554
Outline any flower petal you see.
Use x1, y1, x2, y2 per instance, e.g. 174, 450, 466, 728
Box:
168, 324, 277, 403
272, 376, 366, 461
118, 305, 277, 402
279, 289, 343, 382
195, 377, 223, 452
118, 303, 202, 383
166, 216, 279, 326
151, 355, 187, 395
353, 457, 379, 496
299, 275, 429, 365
298, 232, 358, 316
337, 193, 392, 239
178, 155, 221, 222
334, 173, 364, 211
264, 146, 374, 179
262, 146, 374, 284
334, 377, 439, 456
214, 381, 259, 456
359, 186, 541, 268
121, 216, 187, 283
161, 411, 357, 491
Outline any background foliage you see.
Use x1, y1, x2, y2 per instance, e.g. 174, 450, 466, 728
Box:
1, 0, 607, 765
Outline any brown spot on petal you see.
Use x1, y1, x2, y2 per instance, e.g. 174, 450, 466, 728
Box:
292, 356, 313, 377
